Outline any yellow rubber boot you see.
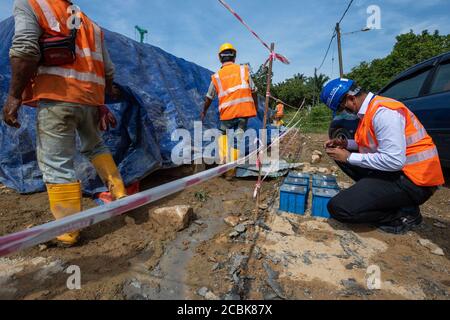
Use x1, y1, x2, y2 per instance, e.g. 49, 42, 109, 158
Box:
218, 135, 239, 179
91, 153, 127, 200
47, 182, 82, 246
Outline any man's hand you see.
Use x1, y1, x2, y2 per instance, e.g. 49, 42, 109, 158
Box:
3, 95, 22, 128
326, 148, 351, 163
324, 138, 348, 150
98, 105, 117, 131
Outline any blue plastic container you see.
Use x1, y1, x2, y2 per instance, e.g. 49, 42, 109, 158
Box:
279, 185, 308, 215
312, 180, 339, 190
312, 174, 337, 183
288, 172, 311, 180
312, 188, 340, 218
284, 177, 310, 187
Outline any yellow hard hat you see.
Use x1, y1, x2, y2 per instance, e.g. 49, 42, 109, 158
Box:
219, 43, 237, 55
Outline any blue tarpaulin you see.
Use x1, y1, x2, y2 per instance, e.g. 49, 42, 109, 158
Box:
0, 17, 268, 195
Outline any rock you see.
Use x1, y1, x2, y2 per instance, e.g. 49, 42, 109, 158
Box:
312, 150, 323, 157
338, 182, 353, 189
193, 220, 205, 226
197, 287, 209, 297
30, 257, 47, 266
318, 167, 331, 174
259, 204, 269, 210
38, 245, 48, 252
224, 216, 240, 227
205, 291, 220, 300
124, 216, 136, 226
303, 165, 319, 173
33, 259, 66, 282
433, 222, 446, 229
418, 239, 445, 256
123, 279, 159, 300
150, 205, 193, 232
331, 166, 339, 173
234, 224, 247, 234
229, 231, 240, 238
311, 155, 321, 164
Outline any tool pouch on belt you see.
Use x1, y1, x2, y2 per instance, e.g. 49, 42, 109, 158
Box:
39, 28, 77, 66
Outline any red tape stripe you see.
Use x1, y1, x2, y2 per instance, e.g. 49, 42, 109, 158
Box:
217, 0, 290, 65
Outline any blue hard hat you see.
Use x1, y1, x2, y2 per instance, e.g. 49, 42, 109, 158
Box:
320, 78, 355, 112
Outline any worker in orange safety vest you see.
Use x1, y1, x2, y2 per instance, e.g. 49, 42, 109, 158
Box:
201, 43, 258, 179
321, 78, 445, 234
2, 0, 128, 246
273, 103, 285, 127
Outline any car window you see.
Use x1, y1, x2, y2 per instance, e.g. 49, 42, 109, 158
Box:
381, 68, 431, 100
429, 61, 450, 94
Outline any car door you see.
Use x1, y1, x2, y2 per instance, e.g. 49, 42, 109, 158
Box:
379, 58, 450, 166
417, 54, 450, 165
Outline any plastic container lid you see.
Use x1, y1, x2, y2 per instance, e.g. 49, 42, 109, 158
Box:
284, 177, 309, 186
288, 172, 311, 179
312, 180, 339, 189
312, 188, 340, 198
312, 174, 337, 182
280, 185, 308, 194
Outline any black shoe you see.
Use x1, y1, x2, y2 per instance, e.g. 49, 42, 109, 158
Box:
378, 207, 423, 235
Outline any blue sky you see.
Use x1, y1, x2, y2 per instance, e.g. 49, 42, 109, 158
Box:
1, 0, 450, 83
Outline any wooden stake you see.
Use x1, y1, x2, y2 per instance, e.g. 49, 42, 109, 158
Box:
256, 42, 275, 208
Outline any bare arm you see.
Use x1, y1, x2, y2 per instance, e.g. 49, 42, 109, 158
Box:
3, 57, 38, 128
201, 97, 213, 122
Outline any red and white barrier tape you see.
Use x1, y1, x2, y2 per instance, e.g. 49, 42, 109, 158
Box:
217, 0, 290, 65
0, 126, 296, 257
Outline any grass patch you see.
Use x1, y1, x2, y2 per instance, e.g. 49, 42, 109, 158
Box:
284, 104, 332, 133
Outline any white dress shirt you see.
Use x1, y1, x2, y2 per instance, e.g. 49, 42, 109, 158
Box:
347, 92, 407, 172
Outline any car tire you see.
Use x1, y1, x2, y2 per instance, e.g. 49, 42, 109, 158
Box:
331, 128, 352, 141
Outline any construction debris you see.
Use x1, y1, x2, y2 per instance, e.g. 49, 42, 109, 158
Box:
418, 239, 445, 256
311, 155, 321, 164
150, 205, 194, 232
234, 224, 247, 234
263, 262, 287, 300
224, 216, 240, 227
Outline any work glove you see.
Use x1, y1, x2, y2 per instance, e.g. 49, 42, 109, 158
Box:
98, 105, 117, 131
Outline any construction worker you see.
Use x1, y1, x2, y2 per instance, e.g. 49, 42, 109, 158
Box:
201, 43, 258, 178
273, 103, 285, 127
2, 0, 127, 246
321, 78, 445, 234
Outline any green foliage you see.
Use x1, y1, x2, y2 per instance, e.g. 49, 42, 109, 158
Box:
284, 103, 332, 133
194, 191, 209, 203
252, 66, 329, 108
347, 30, 450, 92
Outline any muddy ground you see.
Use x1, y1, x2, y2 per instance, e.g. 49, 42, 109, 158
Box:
0, 132, 449, 300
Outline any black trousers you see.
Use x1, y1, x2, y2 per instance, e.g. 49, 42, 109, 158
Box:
328, 162, 437, 225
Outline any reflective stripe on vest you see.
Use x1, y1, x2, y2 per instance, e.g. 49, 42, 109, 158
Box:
37, 66, 106, 86
219, 97, 255, 111
26, 0, 106, 106
35, 0, 60, 32
406, 115, 428, 146
406, 146, 439, 165
214, 65, 250, 99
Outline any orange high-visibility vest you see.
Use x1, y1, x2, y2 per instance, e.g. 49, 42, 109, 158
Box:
355, 95, 445, 187
211, 63, 257, 121
275, 103, 284, 118
24, 0, 106, 107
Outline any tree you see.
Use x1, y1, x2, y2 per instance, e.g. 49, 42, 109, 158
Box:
347, 30, 450, 92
